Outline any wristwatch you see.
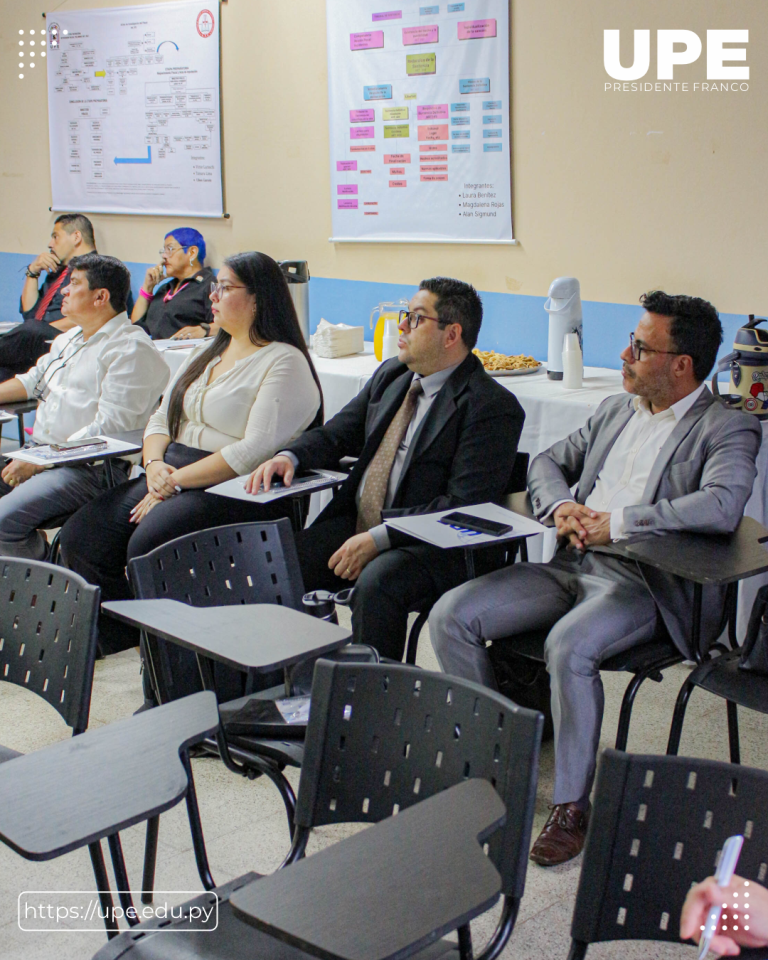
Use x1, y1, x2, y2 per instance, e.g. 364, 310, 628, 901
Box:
25, 266, 41, 279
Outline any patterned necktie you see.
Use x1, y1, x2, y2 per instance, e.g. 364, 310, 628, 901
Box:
357, 379, 424, 533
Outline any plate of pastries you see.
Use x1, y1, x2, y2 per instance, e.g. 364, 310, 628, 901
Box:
473, 349, 542, 377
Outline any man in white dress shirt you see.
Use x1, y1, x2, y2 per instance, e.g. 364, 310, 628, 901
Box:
430, 290, 762, 866
0, 253, 169, 560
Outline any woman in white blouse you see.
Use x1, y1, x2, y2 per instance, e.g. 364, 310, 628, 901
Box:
59, 251, 322, 654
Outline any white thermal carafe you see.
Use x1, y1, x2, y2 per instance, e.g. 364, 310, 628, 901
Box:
544, 277, 583, 380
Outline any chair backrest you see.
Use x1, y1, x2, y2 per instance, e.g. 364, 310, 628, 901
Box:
127, 519, 305, 610
507, 451, 529, 495
296, 661, 543, 899
0, 558, 100, 735
571, 749, 768, 951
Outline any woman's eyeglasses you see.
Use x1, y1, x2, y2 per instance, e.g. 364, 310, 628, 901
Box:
210, 282, 246, 299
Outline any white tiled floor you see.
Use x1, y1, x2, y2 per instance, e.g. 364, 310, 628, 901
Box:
1, 603, 766, 960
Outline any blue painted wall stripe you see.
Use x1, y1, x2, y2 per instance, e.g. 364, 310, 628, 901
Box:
0, 252, 749, 373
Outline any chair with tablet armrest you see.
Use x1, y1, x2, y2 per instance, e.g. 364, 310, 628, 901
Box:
90, 660, 544, 960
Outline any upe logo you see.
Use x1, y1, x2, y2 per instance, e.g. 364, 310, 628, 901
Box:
604, 30, 749, 88
196, 9, 215, 38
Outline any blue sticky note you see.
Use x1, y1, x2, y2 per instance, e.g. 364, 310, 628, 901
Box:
451, 130, 470, 139
483, 143, 502, 152
451, 102, 469, 111
364, 84, 393, 101
459, 78, 490, 94
447, 2, 465, 10
483, 115, 502, 124
482, 129, 502, 138
451, 116, 470, 125
452, 143, 470, 152
420, 5, 439, 13
482, 100, 501, 110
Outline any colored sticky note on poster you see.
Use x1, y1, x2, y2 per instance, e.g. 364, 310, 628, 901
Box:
338, 199, 359, 208
336, 160, 358, 171
483, 129, 501, 138
419, 143, 445, 151
350, 109, 375, 122
350, 145, 376, 152
351, 126, 375, 139
389, 179, 407, 187
383, 106, 409, 120
452, 144, 470, 152
483, 143, 502, 152
351, 31, 384, 50
451, 102, 469, 112
458, 19, 496, 40
447, 2, 464, 10
420, 164, 447, 171
404, 92, 417, 99
406, 53, 436, 75
337, 184, 359, 194
459, 78, 490, 94
420, 5, 439, 13
372, 10, 402, 20
483, 100, 501, 110
403, 25, 438, 45
384, 153, 411, 162
384, 124, 410, 138
417, 103, 449, 119
451, 130, 470, 139
390, 167, 405, 174
420, 173, 448, 181
418, 124, 448, 140
364, 84, 393, 100
483, 115, 502, 124
451, 117, 470, 125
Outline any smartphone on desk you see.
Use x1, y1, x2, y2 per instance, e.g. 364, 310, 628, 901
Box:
438, 512, 514, 537
50, 439, 108, 454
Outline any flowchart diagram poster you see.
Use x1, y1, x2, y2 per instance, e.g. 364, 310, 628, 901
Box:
326, 0, 512, 243
46, 1, 223, 217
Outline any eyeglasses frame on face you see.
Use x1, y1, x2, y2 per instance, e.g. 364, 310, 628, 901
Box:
210, 281, 247, 299
628, 331, 683, 363
398, 309, 449, 330
159, 243, 190, 256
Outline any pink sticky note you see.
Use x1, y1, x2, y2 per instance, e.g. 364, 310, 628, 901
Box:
350, 30, 384, 50
384, 153, 411, 163
420, 143, 445, 152
350, 126, 375, 139
403, 25, 439, 45
337, 184, 359, 194
458, 19, 497, 40
350, 109, 375, 123
418, 124, 449, 141
372, 10, 402, 20
389, 167, 405, 175
389, 180, 407, 187
350, 144, 376, 152
420, 173, 448, 181
336, 160, 358, 171
420, 164, 448, 172
338, 199, 359, 209
417, 104, 449, 120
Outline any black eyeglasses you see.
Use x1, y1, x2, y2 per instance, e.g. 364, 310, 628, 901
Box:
629, 332, 683, 363
398, 309, 448, 330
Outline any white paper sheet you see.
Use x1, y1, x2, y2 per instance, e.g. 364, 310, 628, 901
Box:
385, 502, 546, 549
9, 436, 141, 466
207, 470, 348, 504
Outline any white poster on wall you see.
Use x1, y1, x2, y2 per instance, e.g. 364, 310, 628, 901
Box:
326, 0, 512, 243
46, 1, 223, 217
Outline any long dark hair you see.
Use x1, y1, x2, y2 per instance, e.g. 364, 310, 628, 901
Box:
166, 251, 323, 440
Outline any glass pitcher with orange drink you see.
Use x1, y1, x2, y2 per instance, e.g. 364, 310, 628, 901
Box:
370, 301, 408, 361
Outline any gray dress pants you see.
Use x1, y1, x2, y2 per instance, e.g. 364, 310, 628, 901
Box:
429, 549, 658, 805
0, 461, 128, 560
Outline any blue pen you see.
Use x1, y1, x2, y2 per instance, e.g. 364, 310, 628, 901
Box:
697, 834, 744, 959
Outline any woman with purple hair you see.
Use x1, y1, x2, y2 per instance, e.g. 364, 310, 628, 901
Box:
131, 227, 215, 340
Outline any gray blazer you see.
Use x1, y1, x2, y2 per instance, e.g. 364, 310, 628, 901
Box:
528, 387, 763, 657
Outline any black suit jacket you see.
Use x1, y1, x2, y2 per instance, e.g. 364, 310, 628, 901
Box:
287, 352, 526, 532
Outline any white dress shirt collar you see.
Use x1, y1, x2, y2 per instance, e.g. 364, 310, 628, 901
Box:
630, 381, 707, 422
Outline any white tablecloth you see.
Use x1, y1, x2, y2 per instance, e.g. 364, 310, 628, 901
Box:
307, 346, 768, 634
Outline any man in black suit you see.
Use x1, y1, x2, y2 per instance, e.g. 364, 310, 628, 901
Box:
248, 277, 525, 660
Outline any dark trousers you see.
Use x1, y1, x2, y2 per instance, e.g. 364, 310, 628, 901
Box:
0, 321, 57, 381
295, 512, 469, 661
60, 477, 292, 656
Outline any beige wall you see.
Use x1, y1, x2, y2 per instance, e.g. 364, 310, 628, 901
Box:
1, 0, 766, 311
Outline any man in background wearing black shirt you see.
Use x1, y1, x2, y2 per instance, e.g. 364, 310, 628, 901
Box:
0, 214, 97, 380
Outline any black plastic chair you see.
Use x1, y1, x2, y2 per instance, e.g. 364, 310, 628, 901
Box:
567, 748, 768, 960
92, 660, 544, 960
0, 691, 219, 940
0, 557, 100, 755
666, 647, 768, 763
403, 451, 531, 666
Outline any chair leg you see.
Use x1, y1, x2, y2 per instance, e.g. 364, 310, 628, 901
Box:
141, 816, 160, 905
88, 840, 120, 939
567, 941, 589, 960
405, 609, 429, 666
666, 679, 696, 755
180, 751, 216, 891
48, 529, 63, 565
107, 832, 138, 925
458, 923, 473, 960
614, 671, 650, 752
474, 895, 519, 960
726, 700, 741, 765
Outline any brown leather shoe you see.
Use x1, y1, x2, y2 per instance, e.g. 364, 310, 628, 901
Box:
529, 802, 590, 866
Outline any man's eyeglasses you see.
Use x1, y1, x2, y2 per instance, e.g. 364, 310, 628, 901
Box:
398, 309, 447, 330
628, 332, 683, 363
210, 281, 246, 299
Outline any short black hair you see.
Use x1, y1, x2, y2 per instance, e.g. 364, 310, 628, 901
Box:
418, 277, 483, 349
69, 253, 131, 315
54, 213, 95, 248
640, 290, 723, 382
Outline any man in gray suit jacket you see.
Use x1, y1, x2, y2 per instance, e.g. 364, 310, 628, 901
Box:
430, 290, 762, 866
